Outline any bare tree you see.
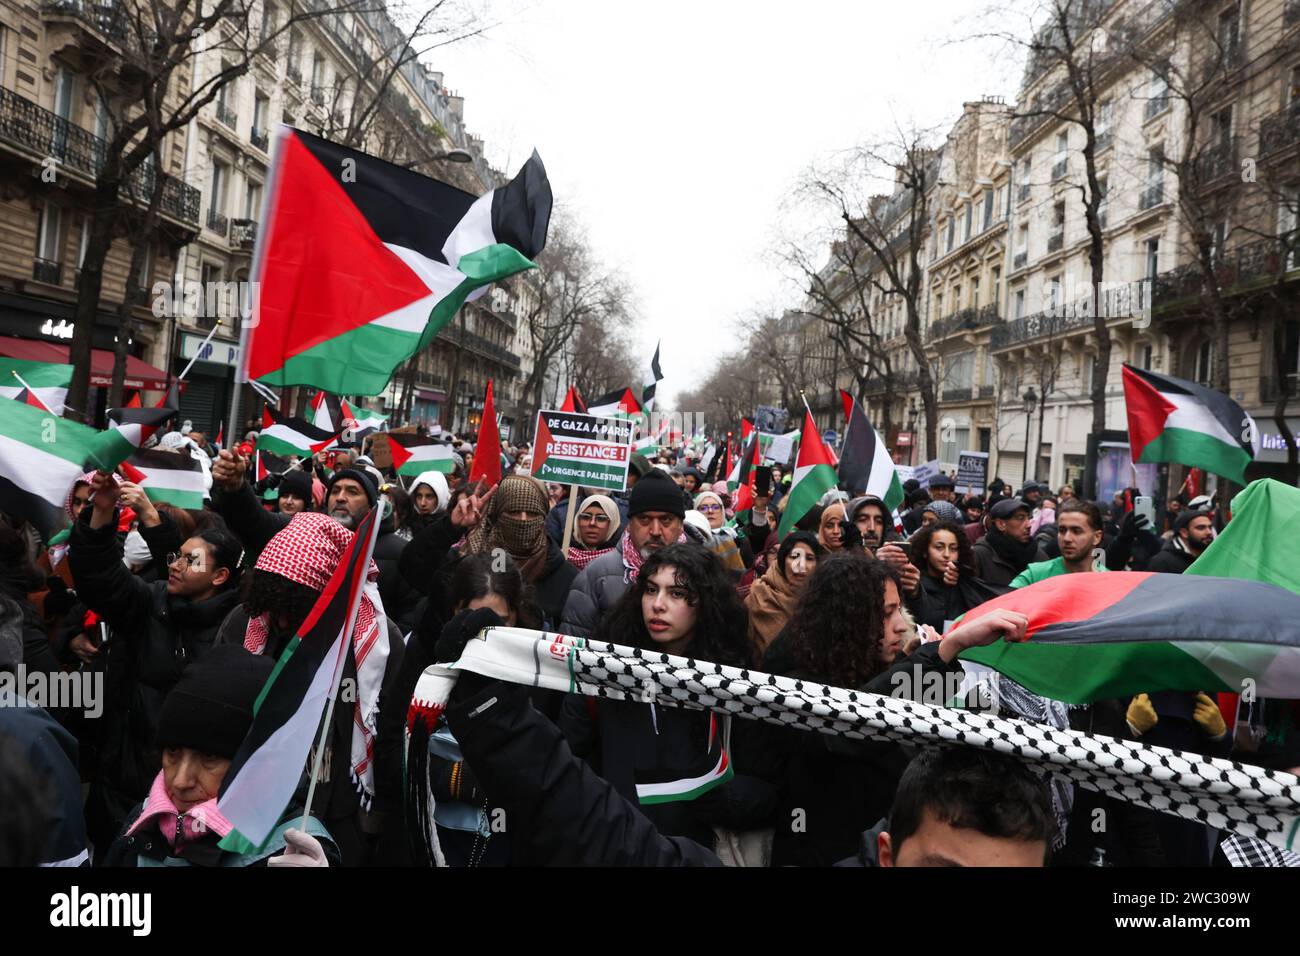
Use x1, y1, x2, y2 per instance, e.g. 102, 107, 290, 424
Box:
803, 130, 943, 457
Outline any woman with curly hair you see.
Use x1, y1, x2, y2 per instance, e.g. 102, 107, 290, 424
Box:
906, 520, 1006, 633
558, 544, 775, 848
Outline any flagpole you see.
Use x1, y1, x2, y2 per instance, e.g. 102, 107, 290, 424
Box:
176, 319, 222, 383
301, 505, 382, 831
9, 370, 54, 413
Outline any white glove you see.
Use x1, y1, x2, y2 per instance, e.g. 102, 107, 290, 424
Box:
267, 828, 329, 867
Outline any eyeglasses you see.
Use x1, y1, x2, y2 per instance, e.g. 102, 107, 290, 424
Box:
166, 551, 204, 570
578, 513, 610, 524
697, 504, 723, 513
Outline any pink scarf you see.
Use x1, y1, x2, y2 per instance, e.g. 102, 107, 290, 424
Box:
127, 771, 234, 849
620, 530, 689, 584
568, 544, 615, 571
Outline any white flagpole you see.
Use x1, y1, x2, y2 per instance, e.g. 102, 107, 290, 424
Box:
9, 370, 54, 413
177, 319, 223, 383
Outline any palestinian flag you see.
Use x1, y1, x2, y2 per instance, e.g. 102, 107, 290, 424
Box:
313, 392, 389, 446
469, 380, 502, 486
838, 390, 904, 510
587, 387, 641, 419
126, 449, 207, 510
258, 406, 337, 459
8, 386, 51, 411
634, 713, 733, 805
256, 449, 294, 501
777, 411, 840, 537
1123, 364, 1254, 483
240, 127, 551, 396
956, 571, 1300, 704
218, 505, 382, 851
386, 432, 457, 476
0, 358, 71, 415
348, 404, 388, 438
559, 385, 586, 413
729, 430, 762, 513
641, 340, 663, 412
0, 398, 125, 540
105, 383, 181, 460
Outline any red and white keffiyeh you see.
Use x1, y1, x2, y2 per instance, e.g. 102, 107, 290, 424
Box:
244, 512, 389, 807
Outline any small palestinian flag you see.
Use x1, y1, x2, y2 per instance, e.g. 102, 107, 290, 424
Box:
957, 571, 1300, 704
634, 713, 733, 805
8, 386, 51, 411
0, 358, 71, 415
258, 406, 337, 459
587, 387, 641, 419
241, 127, 551, 396
104, 383, 181, 462
777, 411, 839, 537
641, 340, 663, 412
218, 505, 382, 851
126, 449, 208, 510
1123, 364, 1255, 483
0, 398, 126, 540
386, 433, 457, 476
838, 390, 904, 510
256, 449, 294, 501
730, 430, 762, 513
559, 386, 586, 413
469, 380, 501, 486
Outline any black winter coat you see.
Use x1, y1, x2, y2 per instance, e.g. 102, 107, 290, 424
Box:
68, 511, 242, 845
449, 681, 721, 866
1145, 537, 1196, 574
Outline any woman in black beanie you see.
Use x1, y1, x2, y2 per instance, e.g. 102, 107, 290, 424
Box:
101, 645, 341, 867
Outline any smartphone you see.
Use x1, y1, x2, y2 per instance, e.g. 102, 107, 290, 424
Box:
754, 466, 772, 498
1133, 495, 1155, 527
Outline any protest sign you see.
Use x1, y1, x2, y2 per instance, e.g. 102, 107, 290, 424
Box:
956, 451, 989, 494
531, 409, 633, 493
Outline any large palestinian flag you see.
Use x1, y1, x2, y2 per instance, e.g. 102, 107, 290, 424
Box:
586, 387, 642, 419
956, 570, 1300, 704
218, 505, 381, 851
240, 127, 551, 396
257, 406, 337, 459
0, 358, 71, 415
1122, 363, 1254, 483
385, 432, 457, 477
838, 390, 904, 510
0, 398, 130, 539
777, 410, 839, 537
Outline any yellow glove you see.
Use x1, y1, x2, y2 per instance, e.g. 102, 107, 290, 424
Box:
1126, 693, 1158, 737
1193, 692, 1227, 738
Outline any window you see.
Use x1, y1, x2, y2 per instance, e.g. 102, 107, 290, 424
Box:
260, 3, 276, 45
1145, 237, 1160, 282
1195, 340, 1215, 385
983, 189, 995, 230
200, 263, 222, 327
1217, 6, 1240, 63
1014, 288, 1026, 319
245, 181, 263, 219
1018, 156, 1032, 201
51, 67, 74, 158
1211, 220, 1227, 264
136, 243, 152, 290
946, 217, 955, 252
1289, 65, 1300, 106
991, 267, 1001, 310
1281, 188, 1299, 269
941, 426, 970, 464
0, 25, 6, 85
1048, 274, 1063, 313
1052, 131, 1068, 179
311, 54, 323, 101
1147, 64, 1169, 119
210, 161, 227, 214
1138, 343, 1154, 370
78, 217, 90, 268
36, 204, 62, 263
1050, 201, 1066, 249
1096, 177, 1109, 229
1142, 146, 1165, 207
287, 30, 301, 70
1081, 353, 1095, 392
253, 94, 268, 132
1096, 100, 1113, 148
950, 351, 975, 388
964, 203, 973, 242
971, 276, 980, 307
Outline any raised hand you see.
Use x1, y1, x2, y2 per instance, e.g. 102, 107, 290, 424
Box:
450, 481, 497, 530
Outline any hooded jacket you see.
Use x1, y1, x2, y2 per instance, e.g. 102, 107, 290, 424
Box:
1145, 535, 1198, 574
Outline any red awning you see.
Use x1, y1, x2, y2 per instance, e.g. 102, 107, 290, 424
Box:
0, 337, 171, 390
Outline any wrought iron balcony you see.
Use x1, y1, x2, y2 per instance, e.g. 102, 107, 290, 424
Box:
40, 0, 133, 48
250, 126, 269, 152
215, 101, 237, 129
230, 218, 257, 248
977, 384, 995, 399
1013, 250, 1028, 270
1047, 231, 1064, 253
1194, 137, 1237, 184
1138, 183, 1164, 210
1152, 236, 1299, 306
1260, 104, 1300, 157
942, 385, 974, 402
927, 305, 990, 341
206, 209, 229, 236
437, 324, 522, 371
0, 87, 199, 226
32, 257, 62, 285
990, 309, 1100, 350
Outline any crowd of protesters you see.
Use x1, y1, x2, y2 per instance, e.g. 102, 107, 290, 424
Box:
0, 414, 1293, 870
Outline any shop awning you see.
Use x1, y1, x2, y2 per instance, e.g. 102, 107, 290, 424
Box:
0, 337, 171, 390
415, 388, 446, 402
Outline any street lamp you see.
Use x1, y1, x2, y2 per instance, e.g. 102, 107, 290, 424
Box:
906, 399, 918, 467
431, 148, 473, 164
1022, 387, 1038, 485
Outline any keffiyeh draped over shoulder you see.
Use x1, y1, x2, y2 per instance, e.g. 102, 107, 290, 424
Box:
243, 512, 389, 808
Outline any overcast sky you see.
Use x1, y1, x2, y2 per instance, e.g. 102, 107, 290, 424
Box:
433, 0, 1028, 406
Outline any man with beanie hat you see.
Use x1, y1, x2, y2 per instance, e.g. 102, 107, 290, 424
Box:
209, 449, 420, 634
560, 471, 689, 639
1147, 509, 1214, 574
102, 645, 341, 867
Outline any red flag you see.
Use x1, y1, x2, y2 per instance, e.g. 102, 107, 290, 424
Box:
125, 392, 142, 408
560, 386, 586, 413
732, 432, 763, 513
469, 380, 502, 486
741, 418, 754, 443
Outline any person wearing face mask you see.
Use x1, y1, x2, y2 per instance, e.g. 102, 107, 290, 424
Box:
68, 472, 246, 860
744, 531, 823, 664
558, 544, 774, 849
458, 475, 577, 628
101, 645, 340, 867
